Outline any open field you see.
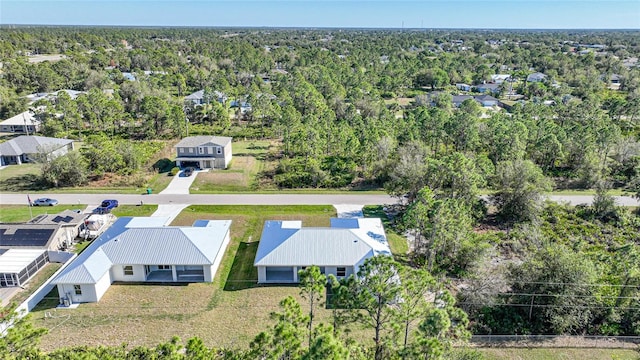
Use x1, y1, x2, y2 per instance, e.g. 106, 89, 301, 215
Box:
191, 140, 275, 193
478, 348, 639, 360
0, 204, 87, 222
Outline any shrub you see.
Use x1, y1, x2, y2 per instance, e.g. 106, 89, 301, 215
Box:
170, 167, 180, 176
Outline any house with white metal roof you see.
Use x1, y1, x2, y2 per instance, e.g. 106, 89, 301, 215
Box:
52, 217, 232, 303
254, 218, 391, 283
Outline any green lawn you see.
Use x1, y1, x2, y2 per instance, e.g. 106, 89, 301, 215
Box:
478, 348, 639, 360
110, 204, 158, 217
0, 204, 87, 223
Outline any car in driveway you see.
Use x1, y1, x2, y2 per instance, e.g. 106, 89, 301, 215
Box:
94, 199, 119, 214
182, 167, 195, 177
32, 198, 58, 206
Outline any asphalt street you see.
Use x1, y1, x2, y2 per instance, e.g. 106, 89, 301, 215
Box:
0, 193, 638, 206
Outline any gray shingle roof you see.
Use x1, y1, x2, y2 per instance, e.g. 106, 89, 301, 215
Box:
0, 111, 39, 126
0, 136, 72, 156
174, 136, 232, 148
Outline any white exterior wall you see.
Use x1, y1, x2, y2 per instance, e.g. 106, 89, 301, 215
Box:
57, 283, 97, 303
208, 231, 231, 282
111, 264, 146, 282
93, 271, 112, 301
224, 142, 232, 168
257, 266, 266, 283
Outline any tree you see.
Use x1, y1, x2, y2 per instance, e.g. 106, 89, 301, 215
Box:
491, 159, 551, 223
415, 68, 449, 90
352, 256, 402, 360
40, 151, 88, 188
0, 304, 47, 360
298, 266, 327, 348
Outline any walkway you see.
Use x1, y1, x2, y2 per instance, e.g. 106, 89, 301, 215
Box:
151, 204, 190, 224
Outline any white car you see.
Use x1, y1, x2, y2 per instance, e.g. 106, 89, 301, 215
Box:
32, 198, 59, 206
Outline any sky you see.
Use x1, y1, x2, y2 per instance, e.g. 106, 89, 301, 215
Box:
1, 1, 639, 29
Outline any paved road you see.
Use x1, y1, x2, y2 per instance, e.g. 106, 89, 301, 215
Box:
0, 193, 638, 206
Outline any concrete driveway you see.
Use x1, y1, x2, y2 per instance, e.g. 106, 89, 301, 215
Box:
159, 169, 207, 195
151, 204, 190, 224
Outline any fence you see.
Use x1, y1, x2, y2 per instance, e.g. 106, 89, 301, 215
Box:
1, 252, 76, 336
469, 335, 640, 349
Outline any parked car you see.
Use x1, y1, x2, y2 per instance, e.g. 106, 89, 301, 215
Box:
32, 198, 58, 206
94, 199, 119, 214
183, 167, 195, 177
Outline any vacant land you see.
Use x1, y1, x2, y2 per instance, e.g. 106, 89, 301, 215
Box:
191, 140, 276, 193
0, 204, 87, 222
478, 348, 639, 360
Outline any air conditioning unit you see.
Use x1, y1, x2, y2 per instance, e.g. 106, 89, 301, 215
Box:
63, 298, 70, 307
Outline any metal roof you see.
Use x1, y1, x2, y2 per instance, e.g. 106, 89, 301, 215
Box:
0, 136, 73, 157
0, 249, 46, 273
254, 218, 391, 267
53, 217, 231, 285
174, 136, 232, 148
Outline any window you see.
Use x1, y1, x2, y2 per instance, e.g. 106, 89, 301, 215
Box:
124, 266, 134, 276
179, 148, 183, 153
158, 265, 171, 270
198, 147, 204, 154
217, 146, 222, 154
337, 267, 346, 277
188, 148, 193, 153
74, 285, 82, 295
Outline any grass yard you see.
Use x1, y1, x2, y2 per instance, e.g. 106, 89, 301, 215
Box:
478, 348, 639, 360
191, 140, 278, 193
0, 163, 42, 192
31, 205, 348, 351
110, 204, 158, 217
0, 204, 87, 223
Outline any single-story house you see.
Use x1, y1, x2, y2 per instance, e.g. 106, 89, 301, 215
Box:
254, 218, 391, 284
527, 72, 547, 82
0, 135, 74, 166
490, 74, 511, 84
0, 223, 75, 252
26, 90, 86, 104
0, 111, 40, 134
456, 83, 472, 91
174, 135, 232, 169
122, 72, 136, 81
475, 95, 500, 107
452, 95, 475, 107
27, 210, 88, 239
52, 217, 232, 303
475, 83, 501, 94
0, 249, 50, 287
185, 90, 228, 106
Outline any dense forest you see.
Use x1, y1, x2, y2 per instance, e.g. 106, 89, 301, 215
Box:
1, 27, 640, 357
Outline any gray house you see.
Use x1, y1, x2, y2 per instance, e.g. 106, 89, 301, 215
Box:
174, 136, 232, 169
527, 72, 547, 82
254, 218, 391, 284
185, 90, 228, 106
0, 135, 74, 166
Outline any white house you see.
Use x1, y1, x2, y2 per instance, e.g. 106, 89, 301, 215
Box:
490, 74, 511, 84
52, 217, 232, 304
254, 218, 391, 284
0, 111, 40, 134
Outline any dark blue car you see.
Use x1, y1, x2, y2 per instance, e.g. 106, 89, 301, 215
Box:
95, 199, 119, 214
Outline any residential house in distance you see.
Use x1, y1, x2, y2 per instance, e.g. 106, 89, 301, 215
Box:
26, 89, 86, 104
52, 217, 232, 303
174, 135, 232, 169
0, 135, 74, 166
254, 218, 391, 283
474, 95, 500, 107
456, 83, 472, 91
121, 72, 136, 81
0, 111, 40, 134
185, 90, 228, 106
490, 74, 511, 84
527, 72, 547, 83
475, 83, 501, 95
